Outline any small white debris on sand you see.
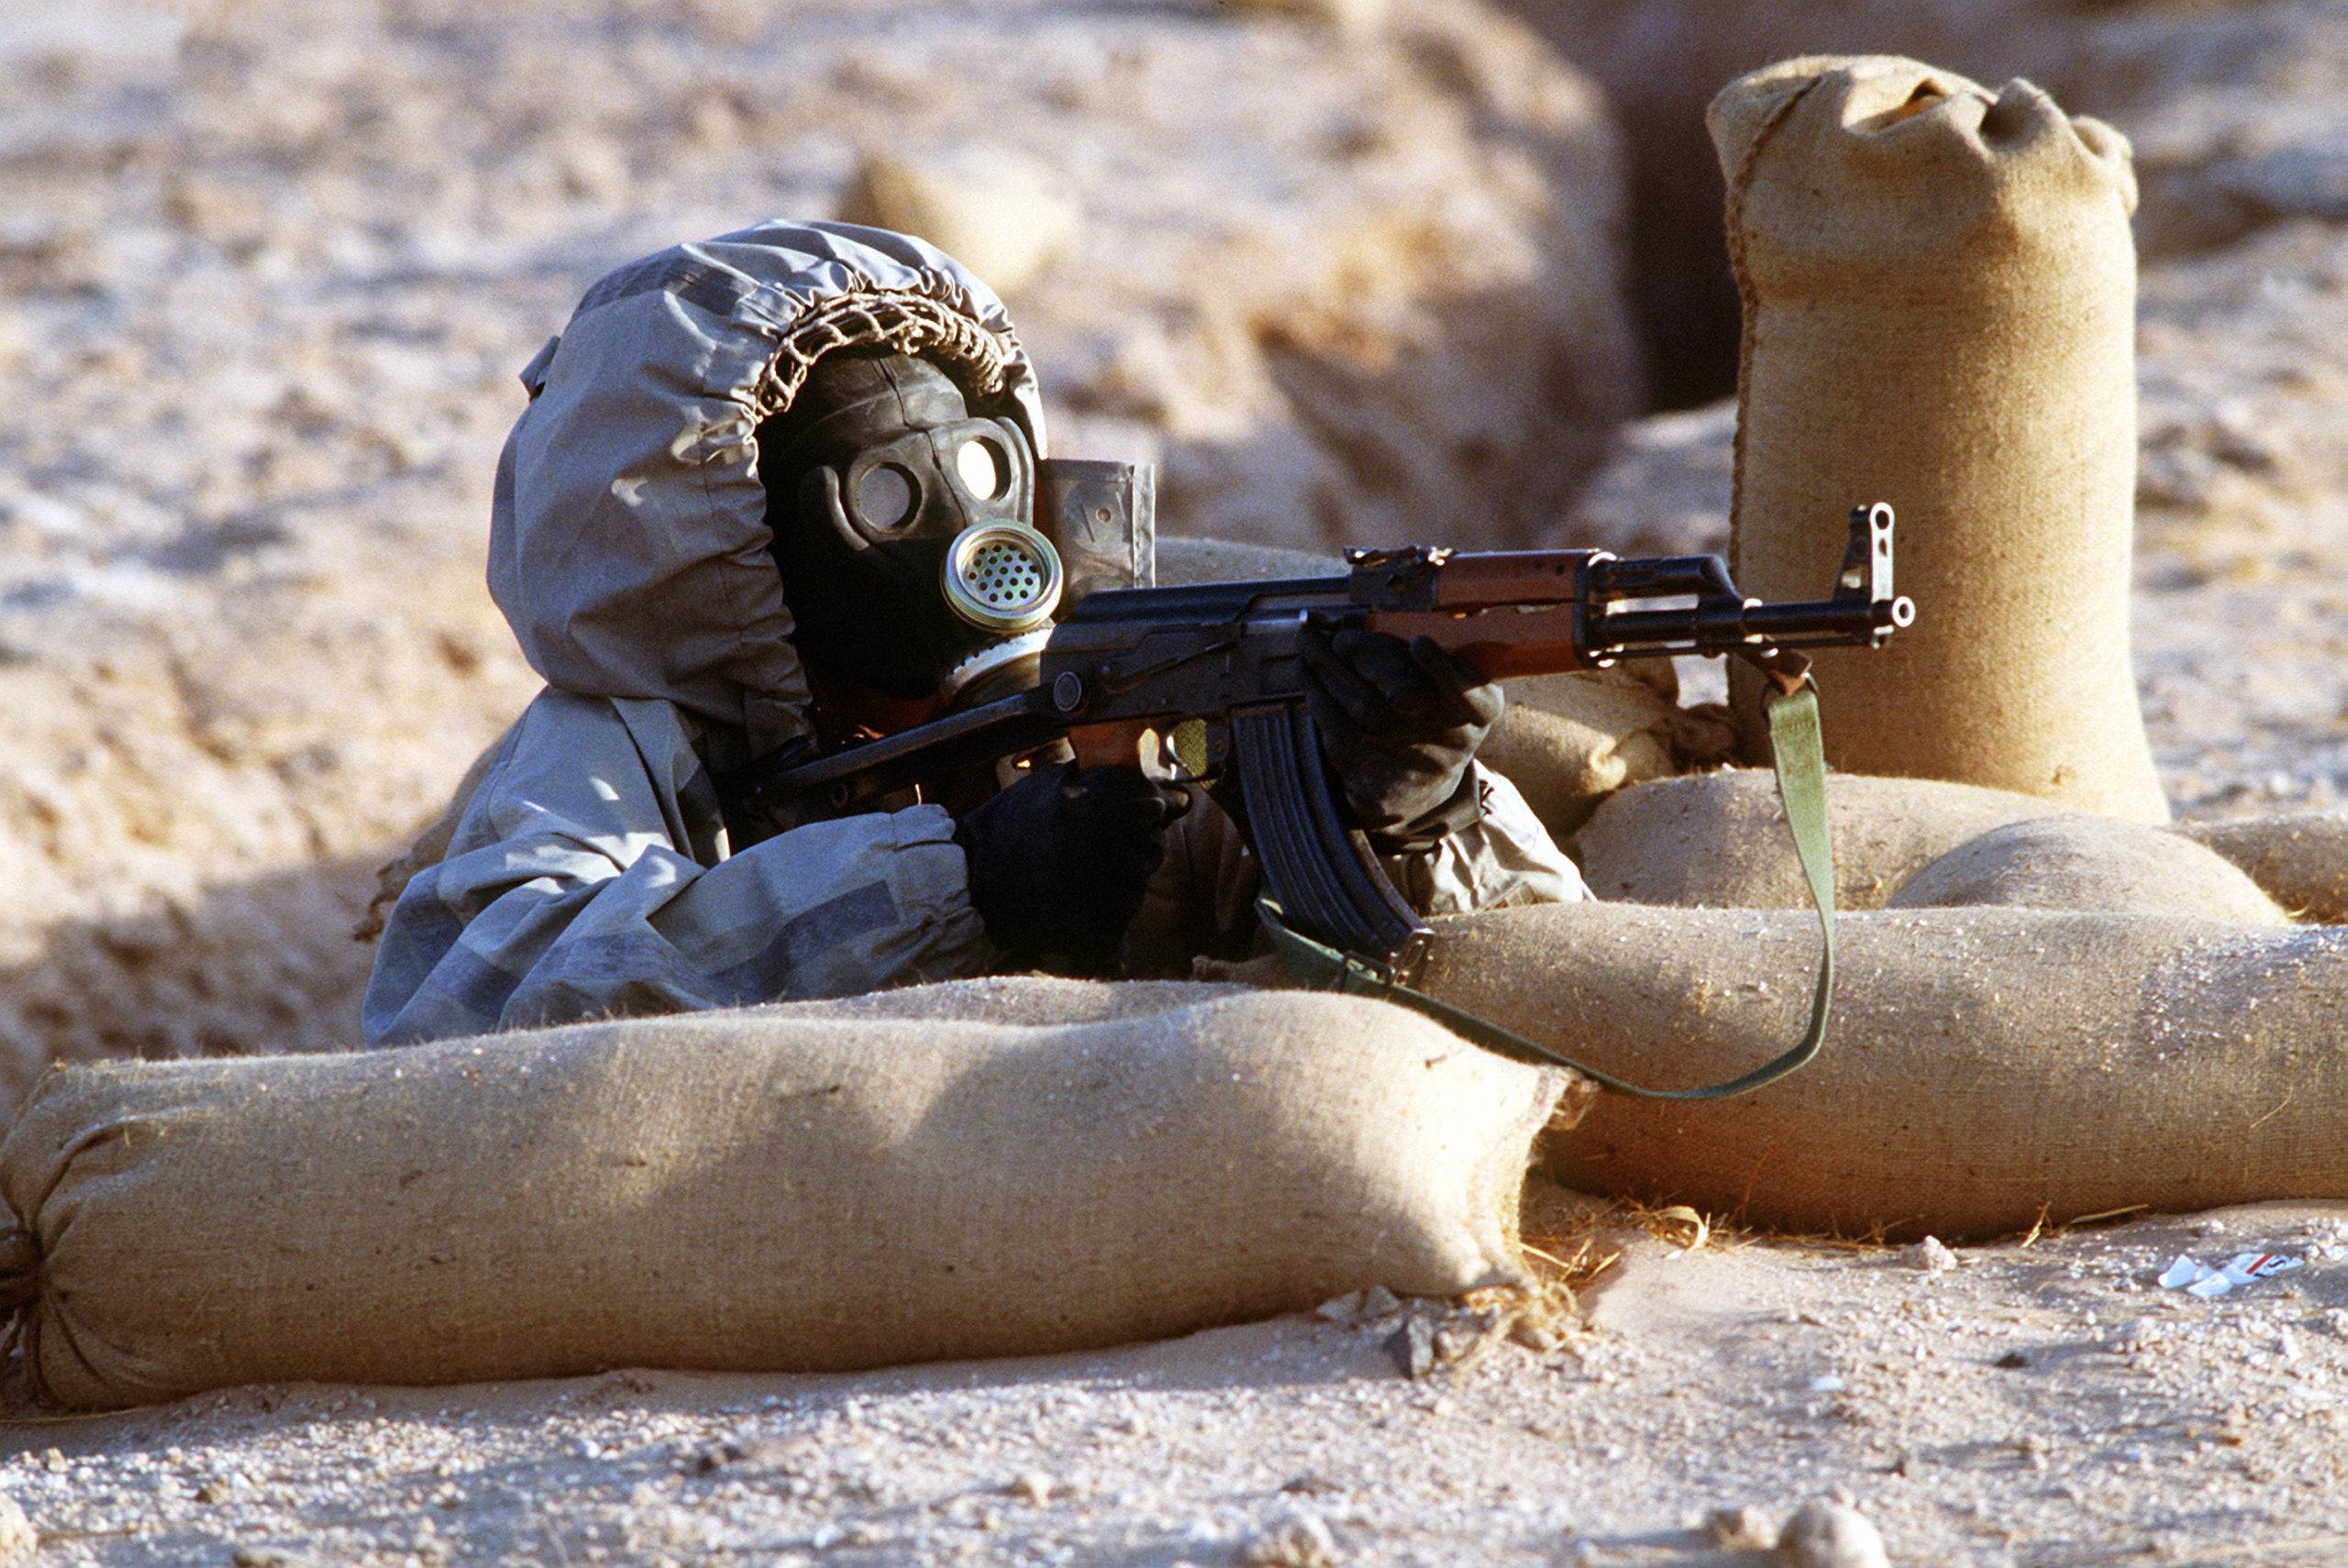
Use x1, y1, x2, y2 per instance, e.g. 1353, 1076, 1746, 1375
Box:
1776, 1501, 1888, 1568
0, 1495, 32, 1568
1710, 1504, 1778, 1551
1903, 1236, 1959, 1274
1244, 1508, 1339, 1566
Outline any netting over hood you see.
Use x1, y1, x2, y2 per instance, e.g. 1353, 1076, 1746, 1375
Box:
488, 221, 1048, 762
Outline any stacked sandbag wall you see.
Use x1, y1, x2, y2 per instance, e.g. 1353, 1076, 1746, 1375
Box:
1575, 769, 2303, 922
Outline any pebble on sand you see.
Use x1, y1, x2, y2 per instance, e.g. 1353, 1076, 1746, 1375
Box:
1903, 1236, 1959, 1274
0, 1495, 28, 1568
1244, 1508, 1339, 1566
1776, 1501, 1888, 1568
1709, 1504, 1778, 1551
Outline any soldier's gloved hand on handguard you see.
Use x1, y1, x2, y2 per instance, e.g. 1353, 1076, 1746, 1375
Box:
1301, 627, 1503, 842
954, 761, 1188, 974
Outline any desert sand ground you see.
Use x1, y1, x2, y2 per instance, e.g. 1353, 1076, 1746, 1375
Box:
4, 0, 2348, 1562
11, 1198, 2348, 1566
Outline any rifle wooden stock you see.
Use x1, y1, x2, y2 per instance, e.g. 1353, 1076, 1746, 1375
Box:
1366, 605, 1586, 680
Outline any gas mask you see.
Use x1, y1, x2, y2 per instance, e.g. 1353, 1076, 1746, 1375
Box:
760, 351, 1063, 706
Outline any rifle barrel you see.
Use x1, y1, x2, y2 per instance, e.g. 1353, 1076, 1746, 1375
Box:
1597, 594, 1906, 654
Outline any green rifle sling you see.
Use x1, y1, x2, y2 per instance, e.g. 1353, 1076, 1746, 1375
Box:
1261, 679, 1836, 1100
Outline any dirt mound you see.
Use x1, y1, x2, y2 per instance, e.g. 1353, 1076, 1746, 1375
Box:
88, 0, 1640, 558
0, 0, 1637, 1096
1506, 0, 2344, 404
0, 557, 537, 1099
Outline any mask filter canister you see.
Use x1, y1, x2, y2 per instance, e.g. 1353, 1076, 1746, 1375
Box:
942, 523, 1063, 635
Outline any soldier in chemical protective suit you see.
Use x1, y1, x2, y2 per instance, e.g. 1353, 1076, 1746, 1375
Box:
362, 222, 1586, 1046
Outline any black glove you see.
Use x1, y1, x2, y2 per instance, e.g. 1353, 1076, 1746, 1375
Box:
1301, 627, 1502, 837
953, 762, 1185, 974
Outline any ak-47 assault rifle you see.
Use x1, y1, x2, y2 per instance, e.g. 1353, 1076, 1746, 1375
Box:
738, 503, 1913, 999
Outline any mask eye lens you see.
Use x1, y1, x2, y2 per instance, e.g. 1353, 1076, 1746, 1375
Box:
956, 437, 1004, 502
854, 465, 917, 530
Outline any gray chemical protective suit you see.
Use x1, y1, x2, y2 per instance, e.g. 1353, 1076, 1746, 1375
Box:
363, 222, 1586, 1046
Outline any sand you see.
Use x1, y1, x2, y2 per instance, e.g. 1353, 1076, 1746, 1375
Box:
8, 1197, 2348, 1564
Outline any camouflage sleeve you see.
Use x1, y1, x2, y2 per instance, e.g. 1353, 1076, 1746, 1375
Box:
361, 689, 991, 1045
1380, 762, 1590, 916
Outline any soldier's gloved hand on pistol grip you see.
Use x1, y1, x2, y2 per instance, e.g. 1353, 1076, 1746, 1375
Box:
1301, 627, 1503, 836
953, 761, 1186, 975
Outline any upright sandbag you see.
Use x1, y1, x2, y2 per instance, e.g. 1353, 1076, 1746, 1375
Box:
1713, 57, 2167, 823
2182, 812, 2348, 924
1576, 768, 2058, 910
1420, 902, 2348, 1239
0, 980, 1568, 1410
1889, 816, 2292, 924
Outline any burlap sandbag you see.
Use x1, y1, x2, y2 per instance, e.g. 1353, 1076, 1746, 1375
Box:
1576, 767, 2059, 910
1479, 667, 1734, 836
1714, 57, 2166, 823
1890, 815, 2292, 924
2181, 812, 2348, 925
0, 979, 1569, 1410
1420, 903, 2348, 1239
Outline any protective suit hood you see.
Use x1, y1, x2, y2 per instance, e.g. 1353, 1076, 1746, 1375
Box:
489, 221, 1048, 762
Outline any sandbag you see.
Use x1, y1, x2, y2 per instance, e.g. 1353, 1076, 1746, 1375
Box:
1576, 767, 2059, 910
1890, 815, 2291, 924
2181, 812, 2348, 924
1420, 902, 2348, 1240
0, 979, 1569, 1410
1479, 667, 1733, 836
1713, 56, 2166, 823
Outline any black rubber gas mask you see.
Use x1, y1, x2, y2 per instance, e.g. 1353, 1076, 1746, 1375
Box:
759, 351, 1060, 703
